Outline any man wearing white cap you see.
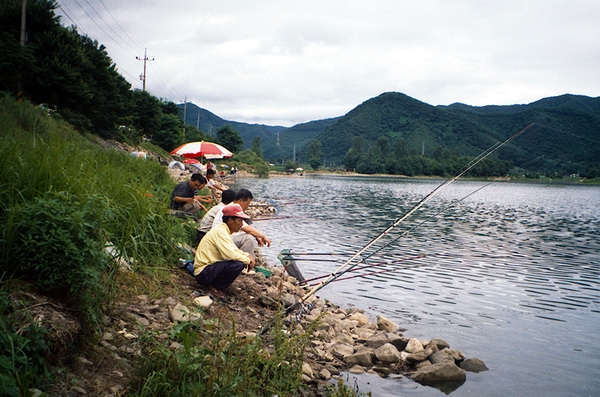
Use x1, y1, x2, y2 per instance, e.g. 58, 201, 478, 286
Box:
193, 203, 255, 299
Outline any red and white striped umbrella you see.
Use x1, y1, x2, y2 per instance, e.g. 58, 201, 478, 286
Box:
170, 141, 233, 159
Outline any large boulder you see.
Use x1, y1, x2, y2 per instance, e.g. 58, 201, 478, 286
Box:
374, 343, 402, 363
404, 347, 434, 363
460, 358, 489, 373
405, 338, 424, 353
376, 316, 399, 333
429, 349, 456, 364
411, 361, 466, 382
344, 349, 375, 367
349, 312, 370, 326
331, 343, 354, 360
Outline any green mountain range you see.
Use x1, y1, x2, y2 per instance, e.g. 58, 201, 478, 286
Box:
179, 92, 600, 176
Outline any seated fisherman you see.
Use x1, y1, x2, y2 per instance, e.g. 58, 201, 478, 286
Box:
169, 173, 213, 215
197, 189, 236, 242
194, 203, 255, 298
206, 168, 226, 198
212, 188, 271, 261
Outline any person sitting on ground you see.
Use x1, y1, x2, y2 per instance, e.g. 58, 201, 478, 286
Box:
197, 189, 236, 243
169, 173, 213, 216
212, 188, 271, 261
206, 169, 225, 198
194, 203, 255, 298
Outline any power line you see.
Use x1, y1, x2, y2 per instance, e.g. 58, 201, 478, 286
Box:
97, 0, 141, 50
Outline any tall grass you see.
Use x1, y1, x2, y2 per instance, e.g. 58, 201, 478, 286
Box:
132, 314, 310, 397
0, 93, 195, 393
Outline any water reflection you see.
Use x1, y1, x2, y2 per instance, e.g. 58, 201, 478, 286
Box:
232, 176, 600, 396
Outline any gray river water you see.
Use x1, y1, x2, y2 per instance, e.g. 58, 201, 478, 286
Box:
231, 175, 600, 397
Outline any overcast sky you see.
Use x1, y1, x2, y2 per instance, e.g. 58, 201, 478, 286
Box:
55, 0, 600, 127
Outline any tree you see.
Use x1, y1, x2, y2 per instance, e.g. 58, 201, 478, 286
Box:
376, 136, 390, 157
393, 138, 408, 158
131, 90, 162, 140
344, 136, 366, 170
216, 125, 243, 154
251, 136, 263, 159
306, 138, 322, 171
153, 113, 182, 151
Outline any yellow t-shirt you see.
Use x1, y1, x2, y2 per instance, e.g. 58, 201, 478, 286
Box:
194, 223, 251, 276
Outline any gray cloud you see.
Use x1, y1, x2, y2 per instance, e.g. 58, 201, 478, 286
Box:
57, 0, 600, 126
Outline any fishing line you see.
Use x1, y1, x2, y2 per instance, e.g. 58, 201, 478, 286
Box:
351, 154, 547, 267
302, 253, 427, 285
287, 153, 545, 287
260, 123, 535, 334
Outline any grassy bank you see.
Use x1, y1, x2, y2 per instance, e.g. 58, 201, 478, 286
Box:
0, 94, 365, 396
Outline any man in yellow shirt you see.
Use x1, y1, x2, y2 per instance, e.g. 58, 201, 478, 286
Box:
194, 203, 255, 299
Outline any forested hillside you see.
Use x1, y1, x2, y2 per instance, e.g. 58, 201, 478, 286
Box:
312, 92, 600, 177
184, 90, 599, 177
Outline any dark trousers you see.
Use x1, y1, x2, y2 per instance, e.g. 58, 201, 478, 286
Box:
195, 260, 245, 291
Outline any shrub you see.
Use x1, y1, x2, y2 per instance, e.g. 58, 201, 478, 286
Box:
7, 192, 111, 323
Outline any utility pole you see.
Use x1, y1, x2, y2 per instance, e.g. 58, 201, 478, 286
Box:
136, 48, 154, 91
20, 0, 27, 46
182, 96, 187, 138
17, 0, 27, 100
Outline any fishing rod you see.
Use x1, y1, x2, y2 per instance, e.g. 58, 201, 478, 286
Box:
301, 254, 427, 284
309, 257, 427, 286
260, 123, 535, 334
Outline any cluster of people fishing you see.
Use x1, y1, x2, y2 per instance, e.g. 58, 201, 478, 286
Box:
169, 173, 271, 299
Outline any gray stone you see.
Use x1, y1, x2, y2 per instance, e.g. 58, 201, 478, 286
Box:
319, 367, 332, 380
411, 361, 467, 382
405, 338, 424, 353
404, 347, 434, 363
325, 364, 340, 376
302, 362, 314, 378
372, 366, 391, 376
348, 365, 365, 374
168, 303, 200, 322
429, 338, 450, 350
460, 358, 489, 373
282, 293, 296, 308
376, 316, 399, 333
193, 295, 213, 309
336, 319, 359, 332
389, 336, 409, 352
429, 349, 456, 364
365, 333, 391, 348
344, 349, 374, 367
331, 343, 354, 359
415, 360, 432, 369
349, 312, 369, 326
374, 343, 402, 363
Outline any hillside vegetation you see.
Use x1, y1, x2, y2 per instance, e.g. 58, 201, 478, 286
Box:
183, 93, 600, 178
